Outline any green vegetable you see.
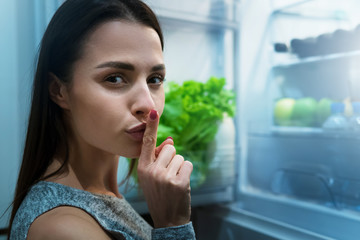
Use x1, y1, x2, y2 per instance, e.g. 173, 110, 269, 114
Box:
158, 76, 236, 188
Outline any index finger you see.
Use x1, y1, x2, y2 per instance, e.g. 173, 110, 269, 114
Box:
139, 109, 159, 166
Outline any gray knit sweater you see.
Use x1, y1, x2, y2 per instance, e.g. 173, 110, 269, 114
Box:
10, 181, 196, 240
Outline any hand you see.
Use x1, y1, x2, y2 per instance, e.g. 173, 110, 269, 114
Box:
137, 109, 193, 228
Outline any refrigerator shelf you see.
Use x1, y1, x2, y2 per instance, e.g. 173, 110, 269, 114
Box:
249, 126, 360, 140
272, 49, 360, 69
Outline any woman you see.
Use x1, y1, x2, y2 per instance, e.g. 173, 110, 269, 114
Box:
8, 0, 194, 239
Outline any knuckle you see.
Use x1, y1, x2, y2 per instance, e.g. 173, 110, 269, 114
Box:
169, 178, 181, 188
175, 154, 184, 162
163, 144, 176, 154
142, 134, 156, 146
180, 179, 191, 192
165, 174, 174, 184
184, 160, 193, 171
173, 155, 184, 169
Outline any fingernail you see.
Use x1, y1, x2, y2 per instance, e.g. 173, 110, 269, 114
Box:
166, 136, 173, 141
150, 109, 157, 120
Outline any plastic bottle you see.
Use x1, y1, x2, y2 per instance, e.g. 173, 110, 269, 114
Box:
349, 102, 360, 132
322, 102, 349, 131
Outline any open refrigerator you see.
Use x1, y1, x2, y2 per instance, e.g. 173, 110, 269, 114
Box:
193, 0, 360, 239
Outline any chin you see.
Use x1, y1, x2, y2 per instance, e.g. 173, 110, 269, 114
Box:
120, 148, 141, 159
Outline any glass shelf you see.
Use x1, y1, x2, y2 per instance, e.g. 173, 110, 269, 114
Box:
271, 126, 323, 135
249, 125, 360, 140
272, 50, 360, 69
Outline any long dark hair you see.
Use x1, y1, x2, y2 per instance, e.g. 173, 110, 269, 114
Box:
8, 0, 163, 237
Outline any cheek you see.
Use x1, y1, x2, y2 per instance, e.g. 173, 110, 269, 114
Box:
69, 91, 103, 121
69, 99, 106, 140
67, 88, 119, 138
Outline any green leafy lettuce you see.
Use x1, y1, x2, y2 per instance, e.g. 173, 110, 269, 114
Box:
157, 76, 236, 188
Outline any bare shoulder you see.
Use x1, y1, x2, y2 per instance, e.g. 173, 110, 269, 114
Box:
27, 206, 113, 240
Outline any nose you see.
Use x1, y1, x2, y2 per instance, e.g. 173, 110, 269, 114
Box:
131, 83, 156, 119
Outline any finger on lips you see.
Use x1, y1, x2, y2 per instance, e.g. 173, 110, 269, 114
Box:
138, 109, 192, 182
139, 109, 159, 166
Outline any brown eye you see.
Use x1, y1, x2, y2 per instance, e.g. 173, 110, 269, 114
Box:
105, 75, 125, 84
147, 75, 165, 85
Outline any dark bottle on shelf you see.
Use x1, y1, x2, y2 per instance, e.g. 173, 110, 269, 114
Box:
290, 37, 318, 58
274, 43, 289, 53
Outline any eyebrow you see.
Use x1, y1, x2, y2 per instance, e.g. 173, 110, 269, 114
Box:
96, 61, 165, 72
151, 64, 166, 72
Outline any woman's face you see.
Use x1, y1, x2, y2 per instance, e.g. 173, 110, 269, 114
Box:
62, 20, 165, 158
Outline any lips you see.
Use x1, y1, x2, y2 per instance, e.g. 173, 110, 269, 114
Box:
126, 123, 146, 141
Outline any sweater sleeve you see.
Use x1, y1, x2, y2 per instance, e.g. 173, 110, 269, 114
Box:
151, 222, 196, 240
